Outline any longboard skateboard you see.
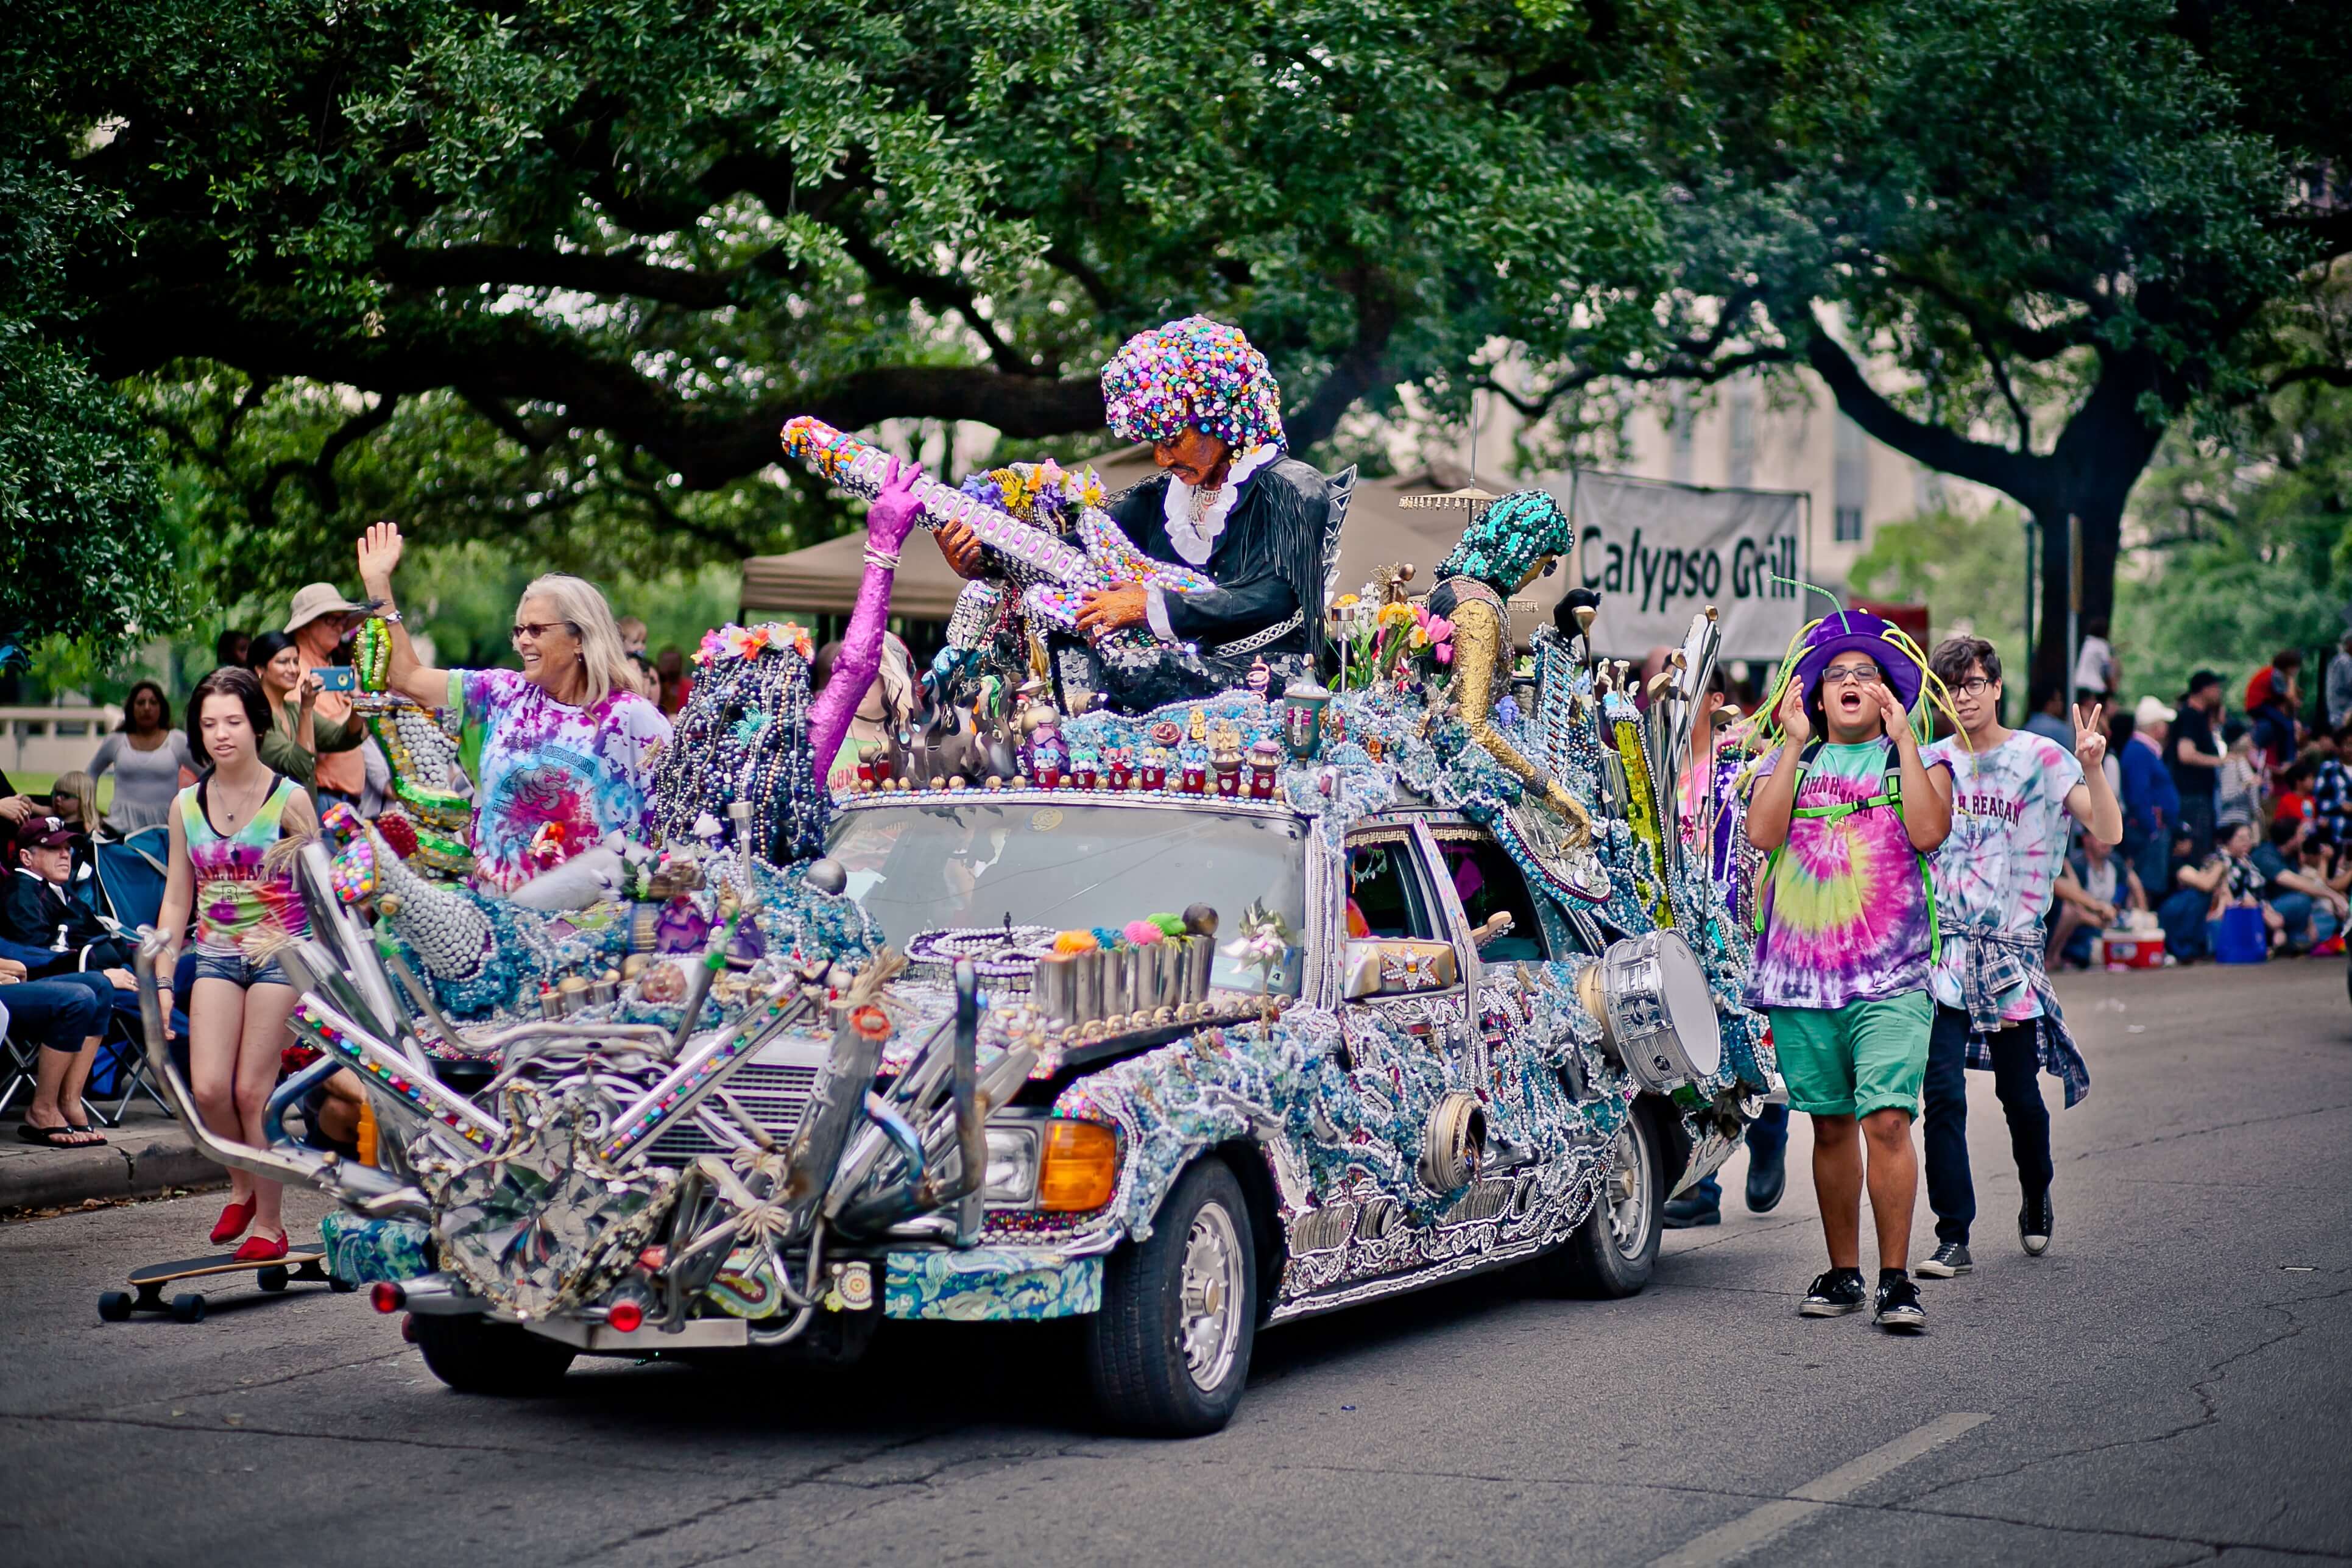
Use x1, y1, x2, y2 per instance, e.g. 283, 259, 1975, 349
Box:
99, 1249, 350, 1323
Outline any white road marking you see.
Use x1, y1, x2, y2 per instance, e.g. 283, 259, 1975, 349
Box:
1647, 1411, 1992, 1567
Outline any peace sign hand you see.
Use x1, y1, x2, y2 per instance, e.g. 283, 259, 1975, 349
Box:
2072, 702, 2107, 769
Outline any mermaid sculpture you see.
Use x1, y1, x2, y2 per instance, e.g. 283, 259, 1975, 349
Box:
1428, 490, 1595, 842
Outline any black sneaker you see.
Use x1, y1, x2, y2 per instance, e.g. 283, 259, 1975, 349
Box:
1745, 1145, 1786, 1213
2021, 1189, 2055, 1256
1662, 1192, 1722, 1229
1800, 1268, 1867, 1317
1875, 1274, 1926, 1332
1916, 1241, 1972, 1278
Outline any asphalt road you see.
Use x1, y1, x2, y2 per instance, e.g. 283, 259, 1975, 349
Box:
5, 959, 2348, 1567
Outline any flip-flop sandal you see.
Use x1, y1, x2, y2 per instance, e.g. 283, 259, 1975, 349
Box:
68, 1125, 108, 1145
16, 1123, 90, 1149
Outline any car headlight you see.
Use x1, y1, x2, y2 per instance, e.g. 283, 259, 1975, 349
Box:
983, 1125, 1039, 1206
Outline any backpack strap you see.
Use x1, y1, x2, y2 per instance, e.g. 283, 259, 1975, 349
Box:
1755, 742, 1941, 965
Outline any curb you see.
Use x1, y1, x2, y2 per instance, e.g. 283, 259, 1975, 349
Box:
0, 1126, 222, 1214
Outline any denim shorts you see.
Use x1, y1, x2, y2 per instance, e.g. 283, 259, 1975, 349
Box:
192, 946, 291, 989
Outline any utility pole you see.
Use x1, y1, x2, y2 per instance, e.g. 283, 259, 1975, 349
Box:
2065, 513, 2082, 705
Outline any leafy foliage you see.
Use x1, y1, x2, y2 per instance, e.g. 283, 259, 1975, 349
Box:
1848, 503, 2031, 694
12, 0, 1695, 605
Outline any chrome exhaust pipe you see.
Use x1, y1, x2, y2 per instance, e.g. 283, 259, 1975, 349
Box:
135, 937, 428, 1217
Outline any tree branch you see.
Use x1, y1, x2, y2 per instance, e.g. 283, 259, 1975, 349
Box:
380, 244, 796, 309
2269, 363, 2352, 392
1286, 270, 1402, 450
1801, 317, 2047, 500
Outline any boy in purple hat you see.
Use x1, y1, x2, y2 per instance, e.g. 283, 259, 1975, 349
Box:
1746, 611, 1953, 1332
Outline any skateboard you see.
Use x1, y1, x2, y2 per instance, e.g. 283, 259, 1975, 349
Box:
98, 1249, 352, 1323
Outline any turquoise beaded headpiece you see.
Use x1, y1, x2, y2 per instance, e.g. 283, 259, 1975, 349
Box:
1434, 490, 1573, 591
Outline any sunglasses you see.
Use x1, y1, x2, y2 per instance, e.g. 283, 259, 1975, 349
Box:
511, 621, 579, 643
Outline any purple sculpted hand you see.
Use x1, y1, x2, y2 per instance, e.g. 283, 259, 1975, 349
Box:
867, 458, 924, 552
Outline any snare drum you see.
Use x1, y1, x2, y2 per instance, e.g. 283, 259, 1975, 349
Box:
1593, 930, 1723, 1093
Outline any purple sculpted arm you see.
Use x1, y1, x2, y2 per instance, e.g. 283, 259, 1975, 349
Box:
808, 457, 925, 791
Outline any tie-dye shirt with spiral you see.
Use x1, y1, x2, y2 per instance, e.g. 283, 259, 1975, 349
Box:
452, 668, 671, 894
1921, 730, 2083, 1022
1745, 737, 1946, 1011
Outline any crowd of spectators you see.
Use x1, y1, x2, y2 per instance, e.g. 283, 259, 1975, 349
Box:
2052, 636, 2352, 970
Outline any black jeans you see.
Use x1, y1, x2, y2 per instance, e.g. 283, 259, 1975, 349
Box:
1923, 1003, 2055, 1246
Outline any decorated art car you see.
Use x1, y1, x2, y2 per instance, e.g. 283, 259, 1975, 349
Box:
127, 423, 1771, 1436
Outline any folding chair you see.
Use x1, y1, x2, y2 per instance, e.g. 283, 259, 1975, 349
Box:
90, 827, 173, 1123
0, 1004, 41, 1121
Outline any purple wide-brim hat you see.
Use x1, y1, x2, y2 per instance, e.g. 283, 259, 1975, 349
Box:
1790, 609, 1923, 711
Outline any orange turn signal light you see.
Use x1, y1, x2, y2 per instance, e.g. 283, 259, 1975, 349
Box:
1036, 1120, 1118, 1212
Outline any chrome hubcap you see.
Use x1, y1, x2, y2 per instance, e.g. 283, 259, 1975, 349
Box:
1608, 1117, 1651, 1259
1178, 1201, 1245, 1391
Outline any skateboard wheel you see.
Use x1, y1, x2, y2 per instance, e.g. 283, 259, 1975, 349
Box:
98, 1291, 133, 1323
258, 1266, 290, 1293
171, 1293, 207, 1324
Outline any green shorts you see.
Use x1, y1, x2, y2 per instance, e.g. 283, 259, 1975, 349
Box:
1768, 991, 1933, 1120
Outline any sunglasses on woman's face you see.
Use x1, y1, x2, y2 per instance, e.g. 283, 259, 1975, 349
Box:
511, 621, 579, 643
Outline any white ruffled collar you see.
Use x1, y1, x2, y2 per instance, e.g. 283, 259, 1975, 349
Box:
1161, 444, 1280, 565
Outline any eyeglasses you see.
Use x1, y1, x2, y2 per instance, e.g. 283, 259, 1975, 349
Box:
1952, 676, 1996, 696
1820, 665, 1883, 687
511, 621, 578, 643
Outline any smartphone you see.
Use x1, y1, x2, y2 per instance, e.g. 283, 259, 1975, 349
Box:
311, 666, 358, 692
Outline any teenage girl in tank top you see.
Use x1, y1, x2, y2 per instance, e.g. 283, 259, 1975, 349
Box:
154, 666, 320, 1262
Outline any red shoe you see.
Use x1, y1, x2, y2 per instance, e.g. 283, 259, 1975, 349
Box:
232, 1230, 289, 1263
210, 1198, 256, 1246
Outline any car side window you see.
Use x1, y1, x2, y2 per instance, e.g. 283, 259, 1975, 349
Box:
1442, 837, 1552, 962
1344, 839, 1440, 941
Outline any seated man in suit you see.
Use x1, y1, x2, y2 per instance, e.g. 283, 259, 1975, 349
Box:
938, 316, 1332, 703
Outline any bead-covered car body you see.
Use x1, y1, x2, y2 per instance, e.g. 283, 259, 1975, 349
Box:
133, 647, 1768, 1435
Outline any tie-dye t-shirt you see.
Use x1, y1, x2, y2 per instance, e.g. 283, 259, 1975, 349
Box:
1745, 738, 1944, 1011
1921, 730, 2083, 1021
451, 668, 673, 894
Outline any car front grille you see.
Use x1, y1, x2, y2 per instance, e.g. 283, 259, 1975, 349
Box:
643, 1063, 821, 1166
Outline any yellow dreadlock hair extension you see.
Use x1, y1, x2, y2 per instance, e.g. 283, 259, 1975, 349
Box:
1731, 591, 1968, 794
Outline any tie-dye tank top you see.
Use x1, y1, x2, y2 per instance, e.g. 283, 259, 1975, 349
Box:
178, 774, 310, 955
1744, 738, 1941, 1011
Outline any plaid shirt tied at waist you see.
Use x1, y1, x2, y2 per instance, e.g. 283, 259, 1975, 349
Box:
1947, 926, 2092, 1109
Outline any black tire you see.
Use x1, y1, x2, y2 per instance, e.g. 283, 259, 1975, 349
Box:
327, 1275, 357, 1294
1527, 1097, 1669, 1299
257, 1266, 290, 1293
1084, 1157, 1258, 1436
170, 1293, 207, 1324
97, 1291, 133, 1322
412, 1313, 577, 1396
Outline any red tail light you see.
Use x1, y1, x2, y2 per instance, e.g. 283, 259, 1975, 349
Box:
606, 1301, 644, 1333
369, 1282, 405, 1315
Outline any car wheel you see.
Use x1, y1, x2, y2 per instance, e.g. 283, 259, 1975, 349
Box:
412, 1313, 577, 1396
1084, 1157, 1257, 1436
1529, 1097, 1667, 1299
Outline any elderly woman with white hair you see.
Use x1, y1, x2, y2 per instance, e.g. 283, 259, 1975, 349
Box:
355, 523, 673, 893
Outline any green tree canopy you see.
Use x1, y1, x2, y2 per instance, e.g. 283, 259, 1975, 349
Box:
1491, 0, 2352, 685
9, 0, 1693, 608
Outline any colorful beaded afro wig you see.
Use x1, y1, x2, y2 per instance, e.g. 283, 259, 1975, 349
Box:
1434, 489, 1575, 592
1100, 315, 1287, 454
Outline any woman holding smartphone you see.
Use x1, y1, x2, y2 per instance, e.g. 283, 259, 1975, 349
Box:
154, 666, 319, 1260
244, 630, 365, 810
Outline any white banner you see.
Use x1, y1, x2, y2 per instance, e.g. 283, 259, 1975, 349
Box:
1562, 470, 1809, 660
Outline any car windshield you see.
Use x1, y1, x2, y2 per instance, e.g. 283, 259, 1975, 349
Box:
824, 800, 1306, 946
